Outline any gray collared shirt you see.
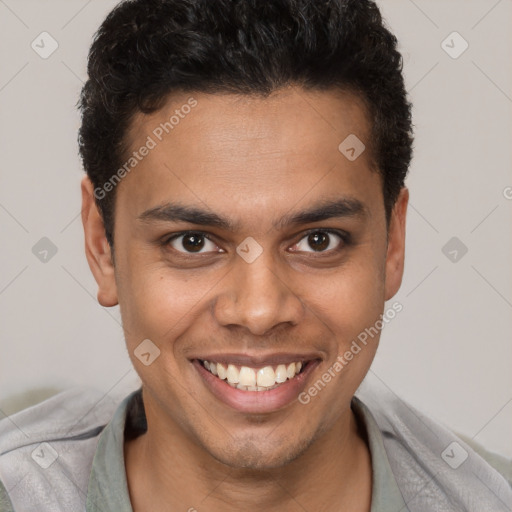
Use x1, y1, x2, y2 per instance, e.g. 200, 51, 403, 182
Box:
1, 384, 511, 511
87, 388, 407, 511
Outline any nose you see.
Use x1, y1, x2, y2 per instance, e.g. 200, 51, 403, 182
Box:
213, 250, 305, 336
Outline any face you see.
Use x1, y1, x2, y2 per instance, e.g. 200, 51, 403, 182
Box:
82, 85, 407, 469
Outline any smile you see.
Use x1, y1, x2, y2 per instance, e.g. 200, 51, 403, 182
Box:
193, 355, 321, 413
200, 360, 304, 391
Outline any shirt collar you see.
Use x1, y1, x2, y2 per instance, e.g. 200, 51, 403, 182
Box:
352, 395, 408, 511
87, 388, 406, 512
86, 389, 139, 512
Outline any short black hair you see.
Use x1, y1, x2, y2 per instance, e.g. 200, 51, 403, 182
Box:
78, 0, 413, 249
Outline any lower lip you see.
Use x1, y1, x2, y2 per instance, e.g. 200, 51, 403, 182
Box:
193, 360, 320, 414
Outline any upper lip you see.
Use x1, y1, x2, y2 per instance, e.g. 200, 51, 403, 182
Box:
191, 352, 323, 368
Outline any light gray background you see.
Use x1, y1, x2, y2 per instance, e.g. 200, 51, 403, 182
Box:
1, 0, 511, 457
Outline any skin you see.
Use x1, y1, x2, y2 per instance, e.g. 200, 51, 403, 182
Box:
81, 85, 408, 511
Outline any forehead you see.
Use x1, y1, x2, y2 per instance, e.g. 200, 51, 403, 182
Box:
127, 85, 371, 159
117, 86, 381, 228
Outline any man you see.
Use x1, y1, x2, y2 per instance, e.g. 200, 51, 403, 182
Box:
0, 0, 511, 511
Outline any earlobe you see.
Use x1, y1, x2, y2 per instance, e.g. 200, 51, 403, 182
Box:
80, 176, 119, 307
384, 187, 409, 301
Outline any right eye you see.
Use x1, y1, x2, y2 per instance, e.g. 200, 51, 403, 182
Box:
166, 231, 223, 254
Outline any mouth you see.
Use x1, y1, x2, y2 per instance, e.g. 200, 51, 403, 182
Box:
200, 359, 306, 391
192, 355, 321, 414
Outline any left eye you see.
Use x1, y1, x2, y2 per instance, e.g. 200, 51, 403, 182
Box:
168, 232, 220, 254
291, 231, 344, 253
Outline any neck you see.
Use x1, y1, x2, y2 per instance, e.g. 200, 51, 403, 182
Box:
124, 391, 372, 512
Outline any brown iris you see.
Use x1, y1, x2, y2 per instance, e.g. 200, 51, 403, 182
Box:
308, 232, 330, 251
181, 233, 205, 252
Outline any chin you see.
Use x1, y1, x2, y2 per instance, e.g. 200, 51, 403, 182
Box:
207, 435, 312, 471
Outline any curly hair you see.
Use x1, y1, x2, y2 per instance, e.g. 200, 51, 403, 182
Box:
78, 0, 413, 248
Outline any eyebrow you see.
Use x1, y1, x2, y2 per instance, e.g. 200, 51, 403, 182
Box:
138, 197, 368, 231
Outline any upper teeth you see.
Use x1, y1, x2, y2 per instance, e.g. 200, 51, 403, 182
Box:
202, 360, 303, 391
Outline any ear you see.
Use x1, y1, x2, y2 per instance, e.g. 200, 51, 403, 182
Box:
384, 187, 409, 301
81, 176, 118, 307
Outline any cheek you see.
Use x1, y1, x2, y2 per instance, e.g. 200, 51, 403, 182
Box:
296, 259, 385, 413
304, 251, 386, 342
119, 266, 213, 345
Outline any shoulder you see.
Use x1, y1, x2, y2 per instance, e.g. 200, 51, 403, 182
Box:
454, 431, 512, 487
0, 386, 126, 512
0, 478, 14, 512
0, 386, 120, 452
355, 376, 512, 510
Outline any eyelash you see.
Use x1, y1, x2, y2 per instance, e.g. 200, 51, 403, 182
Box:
161, 229, 351, 257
